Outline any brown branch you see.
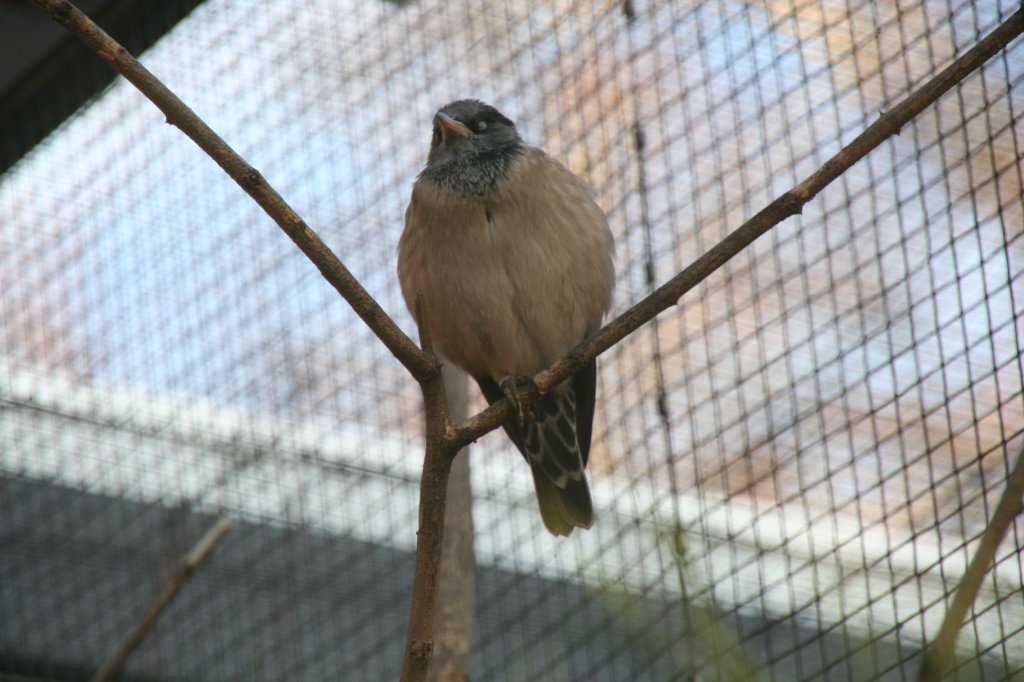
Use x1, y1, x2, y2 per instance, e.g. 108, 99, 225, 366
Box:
915, 441, 1024, 681
401, 295, 458, 682
426, 364, 475, 682
450, 6, 1024, 448
29, 0, 435, 383
402, 437, 457, 682
90, 517, 233, 682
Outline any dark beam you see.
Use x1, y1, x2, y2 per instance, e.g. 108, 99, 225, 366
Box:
0, 0, 207, 176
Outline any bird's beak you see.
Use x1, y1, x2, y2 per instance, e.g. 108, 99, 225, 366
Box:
434, 112, 472, 141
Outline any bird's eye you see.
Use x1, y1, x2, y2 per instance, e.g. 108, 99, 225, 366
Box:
475, 120, 488, 132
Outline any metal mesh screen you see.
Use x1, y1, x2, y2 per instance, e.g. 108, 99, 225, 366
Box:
2, 0, 1022, 680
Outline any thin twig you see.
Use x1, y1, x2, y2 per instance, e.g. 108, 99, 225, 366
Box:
29, 0, 435, 383
91, 517, 233, 682
915, 441, 1024, 681
449, 6, 1024, 448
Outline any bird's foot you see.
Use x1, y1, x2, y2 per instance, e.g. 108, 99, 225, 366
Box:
499, 375, 526, 427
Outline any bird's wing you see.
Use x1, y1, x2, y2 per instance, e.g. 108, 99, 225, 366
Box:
475, 370, 596, 535
572, 359, 597, 466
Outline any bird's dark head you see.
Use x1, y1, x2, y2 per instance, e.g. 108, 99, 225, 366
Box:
420, 99, 523, 196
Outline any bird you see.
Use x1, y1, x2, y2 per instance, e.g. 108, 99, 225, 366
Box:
397, 99, 615, 536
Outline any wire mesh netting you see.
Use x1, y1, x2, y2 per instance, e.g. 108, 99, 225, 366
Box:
1, 0, 1023, 680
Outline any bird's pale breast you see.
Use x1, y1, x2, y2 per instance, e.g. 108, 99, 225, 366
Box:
398, 147, 614, 382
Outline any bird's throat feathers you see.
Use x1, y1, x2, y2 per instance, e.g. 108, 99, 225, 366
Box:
419, 143, 524, 197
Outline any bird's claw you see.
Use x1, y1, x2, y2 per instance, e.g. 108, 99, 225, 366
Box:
499, 375, 525, 427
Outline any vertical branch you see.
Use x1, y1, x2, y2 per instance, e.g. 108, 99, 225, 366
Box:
402, 434, 454, 682
401, 295, 459, 682
915, 441, 1024, 681
427, 364, 475, 682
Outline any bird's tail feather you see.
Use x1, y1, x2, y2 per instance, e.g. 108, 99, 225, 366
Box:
530, 462, 594, 536
523, 389, 595, 536
473, 373, 597, 536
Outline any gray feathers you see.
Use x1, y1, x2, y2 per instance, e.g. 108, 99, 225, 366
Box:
476, 363, 598, 536
420, 99, 523, 196
419, 150, 522, 197
524, 384, 595, 534
525, 392, 580, 488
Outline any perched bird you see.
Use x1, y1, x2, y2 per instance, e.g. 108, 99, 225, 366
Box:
398, 99, 615, 536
